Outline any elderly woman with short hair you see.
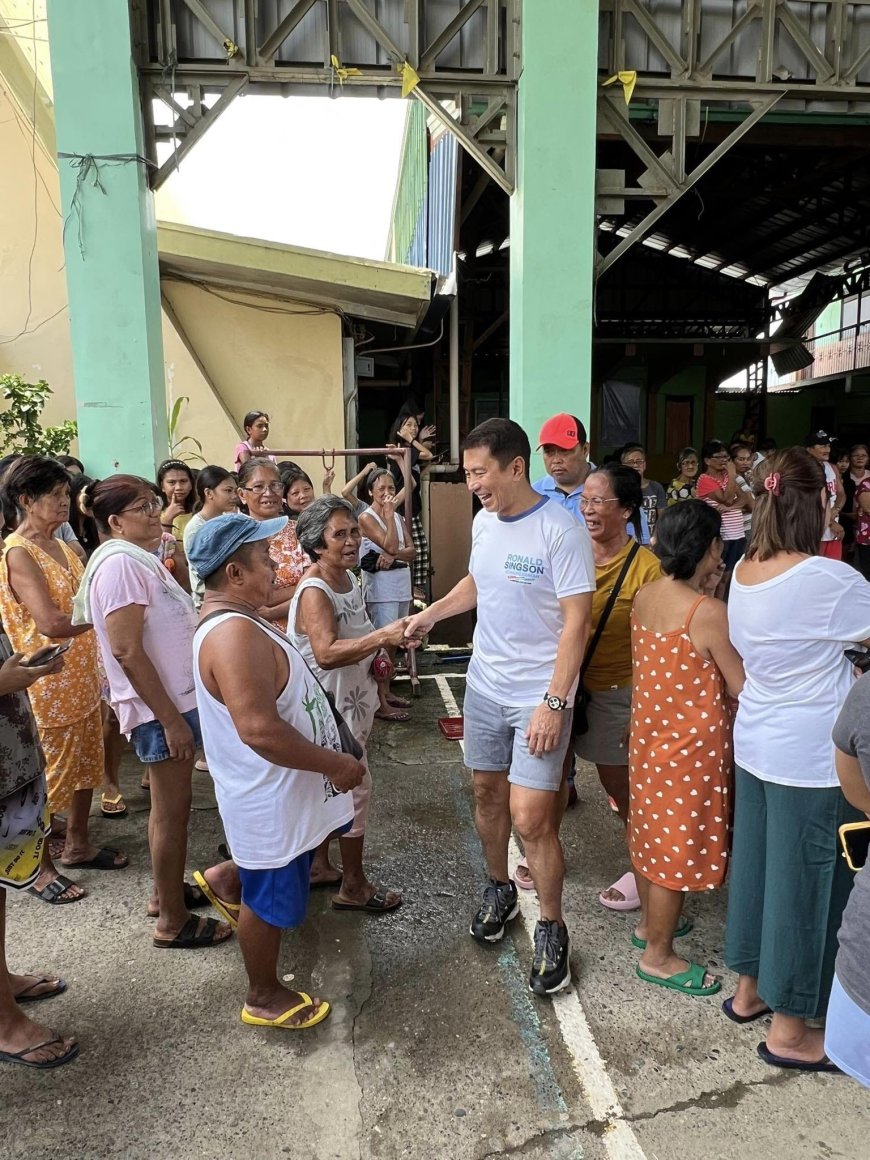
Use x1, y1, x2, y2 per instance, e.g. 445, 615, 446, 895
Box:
290, 495, 406, 911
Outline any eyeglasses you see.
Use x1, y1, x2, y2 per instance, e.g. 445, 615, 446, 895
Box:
120, 499, 163, 517
709, 454, 730, 462
239, 482, 283, 495
579, 496, 620, 509
622, 459, 645, 468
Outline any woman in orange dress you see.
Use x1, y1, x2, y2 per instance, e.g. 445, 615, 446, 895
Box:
628, 501, 744, 997
236, 459, 310, 632
0, 457, 127, 904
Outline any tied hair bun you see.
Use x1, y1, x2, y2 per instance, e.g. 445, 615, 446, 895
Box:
78, 479, 100, 516
657, 551, 695, 581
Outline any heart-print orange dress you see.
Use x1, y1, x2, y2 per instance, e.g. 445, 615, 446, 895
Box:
628, 594, 732, 892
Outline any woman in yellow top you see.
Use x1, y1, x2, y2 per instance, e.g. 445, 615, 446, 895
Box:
574, 465, 661, 912
157, 459, 196, 542
0, 457, 127, 904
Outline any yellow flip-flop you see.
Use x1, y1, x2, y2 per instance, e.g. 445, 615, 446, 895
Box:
192, 869, 241, 929
240, 993, 331, 1030
100, 792, 127, 818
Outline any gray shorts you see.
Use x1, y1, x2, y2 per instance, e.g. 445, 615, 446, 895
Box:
463, 684, 572, 792
574, 685, 631, 766
368, 600, 410, 629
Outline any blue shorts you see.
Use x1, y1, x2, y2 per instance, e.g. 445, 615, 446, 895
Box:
238, 850, 314, 930
129, 708, 202, 764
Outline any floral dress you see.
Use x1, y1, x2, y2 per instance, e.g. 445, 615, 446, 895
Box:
268, 522, 311, 632
0, 534, 103, 811
628, 594, 733, 892
289, 573, 378, 746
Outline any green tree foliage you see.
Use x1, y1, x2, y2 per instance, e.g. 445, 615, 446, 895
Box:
0, 374, 78, 456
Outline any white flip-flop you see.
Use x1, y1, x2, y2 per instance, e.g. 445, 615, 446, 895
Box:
598, 870, 640, 912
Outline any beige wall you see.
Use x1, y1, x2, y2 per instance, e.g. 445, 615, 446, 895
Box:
0, 80, 346, 478
161, 281, 347, 478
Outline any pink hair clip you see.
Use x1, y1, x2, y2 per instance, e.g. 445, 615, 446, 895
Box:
764, 471, 781, 496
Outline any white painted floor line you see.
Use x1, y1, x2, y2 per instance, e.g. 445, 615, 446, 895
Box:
434, 674, 647, 1160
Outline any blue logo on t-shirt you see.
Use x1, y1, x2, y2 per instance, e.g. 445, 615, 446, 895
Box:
504, 554, 546, 584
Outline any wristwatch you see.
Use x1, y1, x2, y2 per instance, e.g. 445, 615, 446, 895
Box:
543, 693, 569, 711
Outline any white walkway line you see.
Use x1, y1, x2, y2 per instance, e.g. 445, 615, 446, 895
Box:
435, 674, 647, 1160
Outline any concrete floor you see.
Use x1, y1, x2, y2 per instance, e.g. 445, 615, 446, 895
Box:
4, 658, 868, 1160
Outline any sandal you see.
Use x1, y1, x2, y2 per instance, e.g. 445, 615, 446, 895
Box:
513, 859, 536, 892
636, 961, 721, 997
191, 870, 241, 928
240, 993, 331, 1030
722, 996, 772, 1025
756, 1042, 840, 1072
374, 709, 410, 723
332, 887, 402, 913
13, 976, 67, 1004
153, 915, 233, 950
146, 880, 210, 919
100, 793, 127, 818
27, 875, 86, 905
598, 870, 640, 912
631, 915, 694, 950
60, 847, 128, 872
0, 1035, 80, 1070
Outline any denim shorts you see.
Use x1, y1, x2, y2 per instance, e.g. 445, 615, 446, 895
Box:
462, 684, 572, 792
129, 708, 202, 764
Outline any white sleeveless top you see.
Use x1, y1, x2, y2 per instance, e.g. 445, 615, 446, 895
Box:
193, 612, 354, 868
359, 507, 412, 604
289, 573, 378, 747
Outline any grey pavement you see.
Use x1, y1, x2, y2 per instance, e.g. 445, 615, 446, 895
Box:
4, 659, 867, 1160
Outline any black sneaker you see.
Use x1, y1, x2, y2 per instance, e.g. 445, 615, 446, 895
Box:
529, 919, 571, 995
469, 879, 519, 943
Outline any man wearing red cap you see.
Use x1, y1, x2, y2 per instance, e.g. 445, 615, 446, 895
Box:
533, 414, 594, 521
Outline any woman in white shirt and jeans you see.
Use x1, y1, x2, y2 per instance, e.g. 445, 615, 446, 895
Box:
358, 469, 415, 722
725, 448, 870, 1071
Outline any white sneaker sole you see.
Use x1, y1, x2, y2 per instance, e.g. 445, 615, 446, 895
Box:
469, 898, 520, 943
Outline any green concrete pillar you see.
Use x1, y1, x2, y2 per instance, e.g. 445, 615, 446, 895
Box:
47, 0, 167, 477
509, 1, 598, 458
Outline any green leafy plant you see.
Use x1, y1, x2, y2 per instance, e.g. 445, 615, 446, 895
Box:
168, 395, 205, 464
0, 374, 78, 456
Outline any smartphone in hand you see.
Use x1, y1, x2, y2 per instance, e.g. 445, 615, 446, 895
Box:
22, 641, 72, 668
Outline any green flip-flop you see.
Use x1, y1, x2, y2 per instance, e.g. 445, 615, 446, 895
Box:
631, 915, 694, 950
636, 961, 721, 997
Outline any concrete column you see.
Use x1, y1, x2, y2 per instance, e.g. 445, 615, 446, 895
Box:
509, 1, 598, 454
46, 0, 167, 476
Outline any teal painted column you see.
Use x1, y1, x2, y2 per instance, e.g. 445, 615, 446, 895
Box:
47, 0, 167, 477
509, 1, 598, 457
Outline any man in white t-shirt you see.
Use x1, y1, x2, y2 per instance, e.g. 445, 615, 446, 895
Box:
805, 430, 845, 560
405, 419, 594, 995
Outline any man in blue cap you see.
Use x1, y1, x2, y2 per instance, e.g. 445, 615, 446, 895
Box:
188, 513, 365, 1031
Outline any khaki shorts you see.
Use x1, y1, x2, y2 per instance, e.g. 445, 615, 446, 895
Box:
574, 685, 631, 767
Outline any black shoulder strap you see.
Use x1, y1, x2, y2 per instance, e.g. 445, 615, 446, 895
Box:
580, 542, 640, 680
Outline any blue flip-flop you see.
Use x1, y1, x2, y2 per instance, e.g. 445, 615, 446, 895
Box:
722, 996, 771, 1024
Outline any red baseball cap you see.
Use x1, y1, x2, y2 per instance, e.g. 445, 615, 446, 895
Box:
537, 413, 587, 450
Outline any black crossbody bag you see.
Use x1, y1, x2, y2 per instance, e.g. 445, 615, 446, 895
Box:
198, 606, 364, 760
572, 543, 640, 737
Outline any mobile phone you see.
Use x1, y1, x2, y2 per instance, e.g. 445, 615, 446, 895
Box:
839, 821, 870, 872
22, 641, 72, 667
844, 648, 870, 673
